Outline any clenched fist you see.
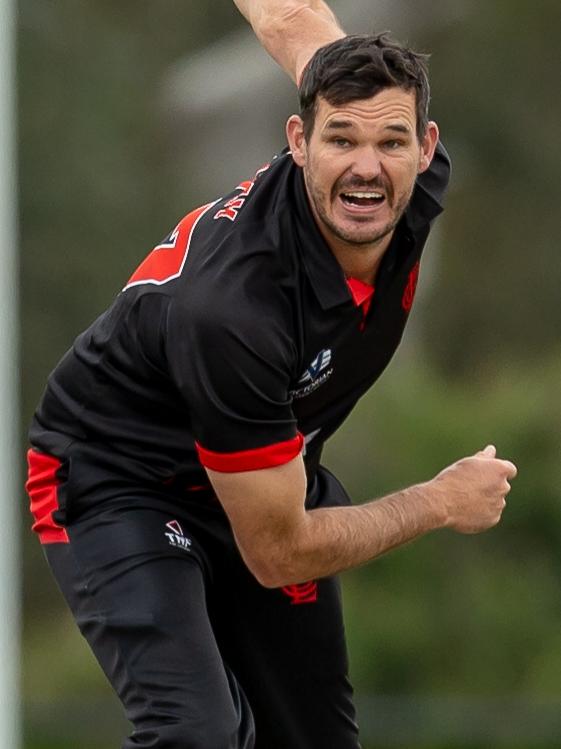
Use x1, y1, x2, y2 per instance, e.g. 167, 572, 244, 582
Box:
430, 445, 518, 534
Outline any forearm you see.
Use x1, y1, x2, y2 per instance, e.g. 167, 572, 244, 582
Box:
211, 446, 515, 589
233, 0, 345, 82
260, 482, 445, 586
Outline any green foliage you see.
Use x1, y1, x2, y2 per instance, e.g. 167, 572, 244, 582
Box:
420, 0, 561, 376
324, 351, 561, 697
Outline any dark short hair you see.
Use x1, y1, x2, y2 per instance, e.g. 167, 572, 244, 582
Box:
298, 33, 430, 141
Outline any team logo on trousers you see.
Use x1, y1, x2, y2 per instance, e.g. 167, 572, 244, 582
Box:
281, 581, 318, 605
290, 349, 333, 399
164, 520, 192, 551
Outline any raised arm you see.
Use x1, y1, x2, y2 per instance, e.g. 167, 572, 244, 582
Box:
233, 0, 345, 83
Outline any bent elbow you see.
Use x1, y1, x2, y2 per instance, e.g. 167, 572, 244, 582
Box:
255, 572, 285, 590
245, 553, 305, 589
247, 558, 288, 589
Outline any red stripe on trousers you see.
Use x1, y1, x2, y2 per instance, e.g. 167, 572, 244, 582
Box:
25, 449, 69, 544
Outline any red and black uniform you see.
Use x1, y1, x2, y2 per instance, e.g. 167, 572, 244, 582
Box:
27, 143, 450, 749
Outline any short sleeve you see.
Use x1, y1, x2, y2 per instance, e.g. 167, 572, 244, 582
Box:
165, 287, 302, 473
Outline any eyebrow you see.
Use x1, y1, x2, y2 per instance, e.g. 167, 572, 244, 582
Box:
323, 120, 412, 134
324, 119, 354, 130
384, 123, 412, 134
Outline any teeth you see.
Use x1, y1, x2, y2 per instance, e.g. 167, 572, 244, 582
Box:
343, 192, 383, 199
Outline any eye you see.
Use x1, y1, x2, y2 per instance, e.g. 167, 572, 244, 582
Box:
383, 139, 405, 150
330, 137, 352, 148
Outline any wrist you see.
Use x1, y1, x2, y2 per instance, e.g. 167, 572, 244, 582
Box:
407, 480, 450, 531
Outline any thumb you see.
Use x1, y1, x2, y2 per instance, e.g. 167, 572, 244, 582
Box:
476, 444, 496, 458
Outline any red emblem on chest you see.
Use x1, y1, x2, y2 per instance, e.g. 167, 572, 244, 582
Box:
402, 261, 420, 312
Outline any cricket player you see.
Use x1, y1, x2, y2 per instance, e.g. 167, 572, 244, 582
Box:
26, 1, 517, 746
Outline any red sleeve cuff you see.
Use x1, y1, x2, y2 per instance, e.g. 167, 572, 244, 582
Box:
196, 433, 304, 473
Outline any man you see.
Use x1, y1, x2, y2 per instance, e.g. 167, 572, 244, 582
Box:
26, 2, 517, 747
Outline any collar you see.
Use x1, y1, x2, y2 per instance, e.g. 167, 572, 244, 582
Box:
292, 167, 352, 311
405, 179, 445, 231
405, 141, 450, 230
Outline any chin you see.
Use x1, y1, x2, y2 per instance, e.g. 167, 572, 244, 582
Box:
333, 219, 395, 247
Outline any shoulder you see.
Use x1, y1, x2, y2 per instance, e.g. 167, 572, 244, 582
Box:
184, 148, 298, 266
175, 151, 301, 310
167, 263, 296, 362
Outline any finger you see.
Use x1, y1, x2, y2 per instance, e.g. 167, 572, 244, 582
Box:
499, 460, 518, 479
475, 444, 496, 458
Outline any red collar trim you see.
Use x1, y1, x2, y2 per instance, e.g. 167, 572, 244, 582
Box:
346, 277, 375, 307
346, 278, 375, 329
347, 277, 375, 311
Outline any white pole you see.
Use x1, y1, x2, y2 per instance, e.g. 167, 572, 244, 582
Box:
0, 0, 21, 744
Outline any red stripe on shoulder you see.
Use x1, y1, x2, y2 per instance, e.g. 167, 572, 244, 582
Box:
196, 433, 304, 473
25, 449, 69, 544
124, 201, 216, 289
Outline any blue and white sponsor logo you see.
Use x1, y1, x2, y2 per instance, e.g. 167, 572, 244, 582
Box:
298, 349, 332, 385
291, 349, 334, 399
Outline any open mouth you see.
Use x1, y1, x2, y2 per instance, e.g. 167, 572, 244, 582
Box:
340, 191, 385, 210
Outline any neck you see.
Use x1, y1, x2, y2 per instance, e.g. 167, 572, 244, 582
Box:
321, 230, 393, 285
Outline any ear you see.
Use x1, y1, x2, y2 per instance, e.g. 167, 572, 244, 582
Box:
418, 121, 440, 174
286, 115, 307, 167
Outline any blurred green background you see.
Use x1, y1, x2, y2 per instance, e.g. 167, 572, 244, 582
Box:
19, 0, 561, 747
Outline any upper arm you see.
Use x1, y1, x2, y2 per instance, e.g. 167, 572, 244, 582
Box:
206, 453, 308, 587
167, 297, 300, 459
167, 294, 308, 586
164, 250, 304, 466
234, 1, 345, 83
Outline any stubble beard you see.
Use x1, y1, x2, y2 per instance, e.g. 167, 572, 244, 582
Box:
305, 168, 414, 249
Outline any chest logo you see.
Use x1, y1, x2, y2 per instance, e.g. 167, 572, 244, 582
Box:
290, 349, 334, 399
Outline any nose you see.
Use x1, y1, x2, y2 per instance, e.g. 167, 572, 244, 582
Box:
351, 146, 382, 181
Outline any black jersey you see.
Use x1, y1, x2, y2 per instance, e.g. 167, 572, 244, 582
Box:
30, 143, 450, 519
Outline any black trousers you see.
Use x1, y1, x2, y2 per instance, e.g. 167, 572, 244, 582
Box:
43, 490, 360, 748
